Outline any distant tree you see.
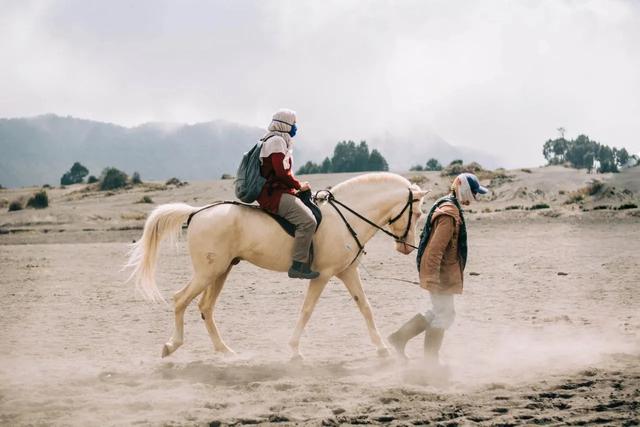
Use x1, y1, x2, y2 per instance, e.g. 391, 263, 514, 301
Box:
368, 149, 389, 171
543, 132, 632, 173
131, 171, 142, 185
320, 157, 332, 173
425, 158, 443, 171
597, 145, 618, 173
449, 159, 463, 166
298, 140, 388, 174
557, 127, 566, 138
99, 167, 128, 190
331, 141, 358, 173
87, 175, 98, 184
409, 164, 424, 171
616, 147, 630, 167
60, 162, 89, 185
297, 161, 322, 175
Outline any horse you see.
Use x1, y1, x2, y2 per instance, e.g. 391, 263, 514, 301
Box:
126, 172, 428, 359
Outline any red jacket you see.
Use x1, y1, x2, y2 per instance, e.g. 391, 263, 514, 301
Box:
257, 152, 301, 213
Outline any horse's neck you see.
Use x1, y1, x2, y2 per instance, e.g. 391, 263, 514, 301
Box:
331, 182, 402, 244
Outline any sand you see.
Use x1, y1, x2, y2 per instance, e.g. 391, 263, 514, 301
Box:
1, 167, 639, 426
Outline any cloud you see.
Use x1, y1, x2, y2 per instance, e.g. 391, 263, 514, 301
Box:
1, 0, 639, 167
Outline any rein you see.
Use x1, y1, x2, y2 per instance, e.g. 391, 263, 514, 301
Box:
316, 189, 421, 265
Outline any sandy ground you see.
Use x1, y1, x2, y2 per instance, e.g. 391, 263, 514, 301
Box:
1, 169, 639, 426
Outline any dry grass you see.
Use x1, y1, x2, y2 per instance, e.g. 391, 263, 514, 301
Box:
120, 212, 147, 221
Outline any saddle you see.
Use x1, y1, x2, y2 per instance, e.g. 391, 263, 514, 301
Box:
186, 190, 322, 237
186, 191, 322, 265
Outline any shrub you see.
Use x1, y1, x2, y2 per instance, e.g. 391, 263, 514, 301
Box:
8, 199, 23, 211
99, 167, 128, 191
409, 164, 424, 171
0, 198, 8, 208
408, 175, 427, 185
221, 173, 234, 180
42, 184, 51, 189
464, 162, 484, 174
617, 203, 638, 210
26, 190, 49, 209
440, 163, 465, 176
586, 180, 604, 196
482, 207, 492, 213
87, 175, 99, 184
440, 161, 492, 178
592, 205, 610, 210
60, 162, 89, 185
137, 196, 153, 204
166, 177, 185, 186
530, 203, 550, 210
131, 171, 142, 185
564, 193, 584, 204
520, 168, 532, 173
505, 205, 522, 210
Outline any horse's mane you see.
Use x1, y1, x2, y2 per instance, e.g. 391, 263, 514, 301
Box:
331, 172, 414, 194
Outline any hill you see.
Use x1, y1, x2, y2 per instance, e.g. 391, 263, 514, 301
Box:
0, 114, 504, 188
0, 114, 264, 187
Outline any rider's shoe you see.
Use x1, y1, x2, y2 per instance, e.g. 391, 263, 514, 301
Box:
288, 261, 320, 279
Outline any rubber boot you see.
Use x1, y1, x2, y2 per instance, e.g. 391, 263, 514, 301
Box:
423, 327, 445, 366
288, 261, 320, 280
387, 314, 428, 359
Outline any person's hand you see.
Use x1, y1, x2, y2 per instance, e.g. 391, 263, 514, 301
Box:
299, 182, 311, 191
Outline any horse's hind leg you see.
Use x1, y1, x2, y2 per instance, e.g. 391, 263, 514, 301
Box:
162, 275, 210, 358
337, 266, 389, 357
198, 265, 234, 354
289, 276, 329, 360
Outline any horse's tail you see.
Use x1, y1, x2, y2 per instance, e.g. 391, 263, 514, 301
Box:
125, 203, 201, 303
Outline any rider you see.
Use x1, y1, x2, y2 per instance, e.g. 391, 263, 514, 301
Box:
257, 109, 320, 280
387, 172, 487, 367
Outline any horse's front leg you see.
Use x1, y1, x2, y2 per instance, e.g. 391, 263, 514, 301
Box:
289, 276, 329, 360
336, 266, 389, 357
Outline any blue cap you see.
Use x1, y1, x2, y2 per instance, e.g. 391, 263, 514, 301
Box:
464, 173, 488, 195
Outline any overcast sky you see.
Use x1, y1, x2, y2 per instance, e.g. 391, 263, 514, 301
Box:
2, 0, 639, 166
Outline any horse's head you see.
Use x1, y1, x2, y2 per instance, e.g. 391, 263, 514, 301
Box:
387, 184, 430, 255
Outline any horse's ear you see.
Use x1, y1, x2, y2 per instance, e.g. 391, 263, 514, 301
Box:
413, 189, 430, 199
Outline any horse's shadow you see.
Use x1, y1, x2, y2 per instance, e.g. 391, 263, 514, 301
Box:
153, 357, 398, 386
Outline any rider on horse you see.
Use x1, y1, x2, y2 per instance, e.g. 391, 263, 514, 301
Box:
257, 109, 320, 280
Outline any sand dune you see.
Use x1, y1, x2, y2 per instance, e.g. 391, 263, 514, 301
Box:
1, 167, 638, 425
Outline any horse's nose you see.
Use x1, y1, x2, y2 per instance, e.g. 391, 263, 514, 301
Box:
396, 242, 414, 255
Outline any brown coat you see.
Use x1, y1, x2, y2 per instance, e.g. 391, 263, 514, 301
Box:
419, 202, 464, 294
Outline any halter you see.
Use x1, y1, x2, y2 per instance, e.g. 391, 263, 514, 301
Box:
316, 188, 422, 266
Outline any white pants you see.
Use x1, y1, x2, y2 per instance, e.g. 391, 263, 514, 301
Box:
424, 292, 456, 330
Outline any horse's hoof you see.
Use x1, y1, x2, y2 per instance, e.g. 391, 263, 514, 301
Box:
290, 354, 304, 363
377, 347, 391, 358
161, 344, 172, 358
218, 347, 236, 356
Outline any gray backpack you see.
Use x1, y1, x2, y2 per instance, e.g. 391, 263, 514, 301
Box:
234, 141, 266, 203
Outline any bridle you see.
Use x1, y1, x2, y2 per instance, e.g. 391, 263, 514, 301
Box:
315, 188, 422, 266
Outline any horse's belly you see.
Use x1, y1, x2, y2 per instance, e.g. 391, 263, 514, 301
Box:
238, 230, 295, 272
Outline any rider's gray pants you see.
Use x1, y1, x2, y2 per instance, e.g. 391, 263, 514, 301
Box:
278, 193, 317, 264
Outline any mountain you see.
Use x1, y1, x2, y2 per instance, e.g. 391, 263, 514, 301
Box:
370, 127, 503, 171
0, 114, 265, 187
0, 114, 502, 188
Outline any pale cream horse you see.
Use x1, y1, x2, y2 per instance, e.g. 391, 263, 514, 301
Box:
126, 172, 428, 359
